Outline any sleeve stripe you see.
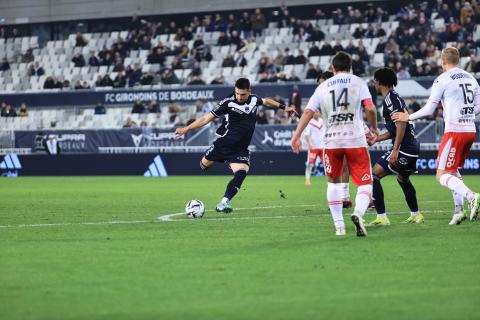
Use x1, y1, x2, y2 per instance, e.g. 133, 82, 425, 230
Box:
211, 110, 219, 118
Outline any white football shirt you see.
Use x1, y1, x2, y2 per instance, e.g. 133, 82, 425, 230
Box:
305, 73, 373, 148
410, 67, 479, 133
303, 118, 325, 149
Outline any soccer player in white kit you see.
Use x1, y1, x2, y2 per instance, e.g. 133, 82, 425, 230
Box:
303, 110, 326, 185
291, 52, 378, 236
393, 47, 480, 224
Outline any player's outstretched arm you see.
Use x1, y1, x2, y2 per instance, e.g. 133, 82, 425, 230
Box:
262, 98, 299, 118
363, 102, 378, 135
374, 131, 391, 143
291, 109, 314, 153
175, 112, 215, 137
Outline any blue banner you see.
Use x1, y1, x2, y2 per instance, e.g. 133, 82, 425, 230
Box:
14, 128, 193, 153
0, 84, 316, 107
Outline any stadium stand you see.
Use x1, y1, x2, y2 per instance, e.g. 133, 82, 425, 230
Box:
0, 0, 479, 132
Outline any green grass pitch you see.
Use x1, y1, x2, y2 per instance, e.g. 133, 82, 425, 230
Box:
1, 175, 479, 320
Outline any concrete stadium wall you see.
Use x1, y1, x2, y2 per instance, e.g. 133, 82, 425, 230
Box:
1, 0, 379, 24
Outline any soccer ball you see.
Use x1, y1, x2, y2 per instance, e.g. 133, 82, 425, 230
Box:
185, 200, 205, 218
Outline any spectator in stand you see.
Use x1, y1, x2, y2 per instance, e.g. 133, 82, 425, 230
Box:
63, 79, 71, 89
113, 71, 127, 88
465, 54, 480, 73
230, 30, 243, 49
148, 100, 161, 114
71, 53, 86, 67
88, 51, 100, 67
1, 104, 16, 117
345, 40, 359, 55
202, 47, 213, 62
132, 100, 146, 113
100, 52, 114, 66
140, 72, 154, 85
187, 76, 206, 85
364, 24, 376, 38
0, 58, 10, 71
94, 75, 103, 87
256, 109, 268, 125
168, 101, 180, 123
397, 67, 411, 80
18, 103, 28, 117
307, 42, 321, 57
94, 102, 106, 115
27, 61, 45, 76
123, 117, 137, 128
201, 100, 214, 113
353, 24, 365, 39
210, 75, 226, 85
319, 42, 335, 56
308, 27, 325, 42
283, 48, 295, 65
294, 49, 307, 65
74, 80, 85, 90
193, 34, 205, 49
147, 47, 166, 66
221, 53, 235, 67
112, 57, 125, 72
288, 85, 302, 115
21, 48, 34, 63
251, 8, 267, 37
101, 74, 114, 87
332, 8, 345, 24
240, 11, 252, 39
236, 53, 248, 67
351, 54, 365, 76
43, 76, 56, 89
161, 69, 181, 85
332, 40, 344, 53
75, 32, 88, 47
139, 35, 151, 50
407, 97, 421, 114
305, 63, 319, 79
217, 31, 231, 46
190, 62, 202, 77
128, 63, 143, 87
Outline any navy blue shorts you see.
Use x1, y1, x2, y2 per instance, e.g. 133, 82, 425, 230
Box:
377, 149, 418, 177
204, 143, 250, 165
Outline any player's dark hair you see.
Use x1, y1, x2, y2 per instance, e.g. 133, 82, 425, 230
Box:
317, 71, 334, 83
235, 78, 250, 89
332, 51, 352, 72
373, 67, 398, 87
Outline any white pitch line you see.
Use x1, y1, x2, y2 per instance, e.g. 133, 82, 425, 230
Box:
0, 200, 454, 229
158, 204, 319, 221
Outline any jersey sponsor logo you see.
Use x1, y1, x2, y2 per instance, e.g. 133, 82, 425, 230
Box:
323, 153, 332, 174
329, 113, 354, 123
447, 147, 456, 168
361, 173, 371, 181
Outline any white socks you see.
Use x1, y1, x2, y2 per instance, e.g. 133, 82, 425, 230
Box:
221, 197, 229, 204
439, 174, 474, 202
452, 191, 465, 212
340, 182, 350, 200
353, 184, 373, 217
305, 164, 313, 180
327, 182, 345, 229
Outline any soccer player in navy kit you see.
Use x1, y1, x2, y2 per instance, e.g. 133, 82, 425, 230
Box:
367, 68, 423, 226
175, 78, 297, 213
